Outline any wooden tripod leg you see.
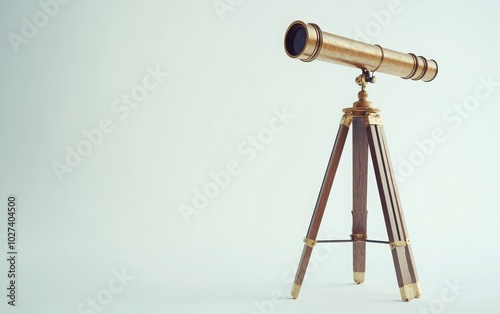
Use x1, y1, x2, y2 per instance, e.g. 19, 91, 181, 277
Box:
291, 118, 350, 299
377, 123, 421, 298
352, 117, 368, 284
366, 116, 419, 301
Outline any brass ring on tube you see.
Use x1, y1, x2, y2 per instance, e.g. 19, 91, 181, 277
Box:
401, 53, 418, 80
412, 56, 428, 81
372, 44, 384, 73
304, 23, 323, 62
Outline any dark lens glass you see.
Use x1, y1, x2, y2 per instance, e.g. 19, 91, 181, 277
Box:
286, 25, 306, 56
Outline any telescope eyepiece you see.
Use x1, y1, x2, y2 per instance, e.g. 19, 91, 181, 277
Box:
285, 24, 307, 57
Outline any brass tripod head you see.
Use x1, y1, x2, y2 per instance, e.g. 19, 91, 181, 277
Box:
351, 69, 377, 112
355, 69, 376, 90
341, 69, 380, 125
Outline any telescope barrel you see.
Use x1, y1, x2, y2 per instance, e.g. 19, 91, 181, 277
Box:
284, 21, 438, 82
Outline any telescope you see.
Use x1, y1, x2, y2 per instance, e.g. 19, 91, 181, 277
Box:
284, 20, 438, 82
284, 20, 438, 302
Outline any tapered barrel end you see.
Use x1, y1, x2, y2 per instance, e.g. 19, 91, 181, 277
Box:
422, 59, 438, 82
401, 54, 438, 82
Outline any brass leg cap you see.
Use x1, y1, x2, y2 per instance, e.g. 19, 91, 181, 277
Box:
400, 284, 416, 302
291, 283, 301, 299
354, 272, 365, 284
412, 282, 421, 298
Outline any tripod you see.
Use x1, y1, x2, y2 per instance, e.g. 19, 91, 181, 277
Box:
291, 70, 420, 302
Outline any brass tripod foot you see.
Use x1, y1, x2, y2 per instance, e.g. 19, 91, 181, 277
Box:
353, 272, 365, 284
400, 284, 416, 302
291, 283, 301, 299
412, 282, 421, 298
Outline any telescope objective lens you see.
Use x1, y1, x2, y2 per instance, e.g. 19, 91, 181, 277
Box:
285, 24, 306, 56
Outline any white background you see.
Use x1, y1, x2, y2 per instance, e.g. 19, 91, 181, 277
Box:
0, 1, 499, 313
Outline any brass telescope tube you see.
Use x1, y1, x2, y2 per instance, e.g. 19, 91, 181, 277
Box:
284, 20, 438, 82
